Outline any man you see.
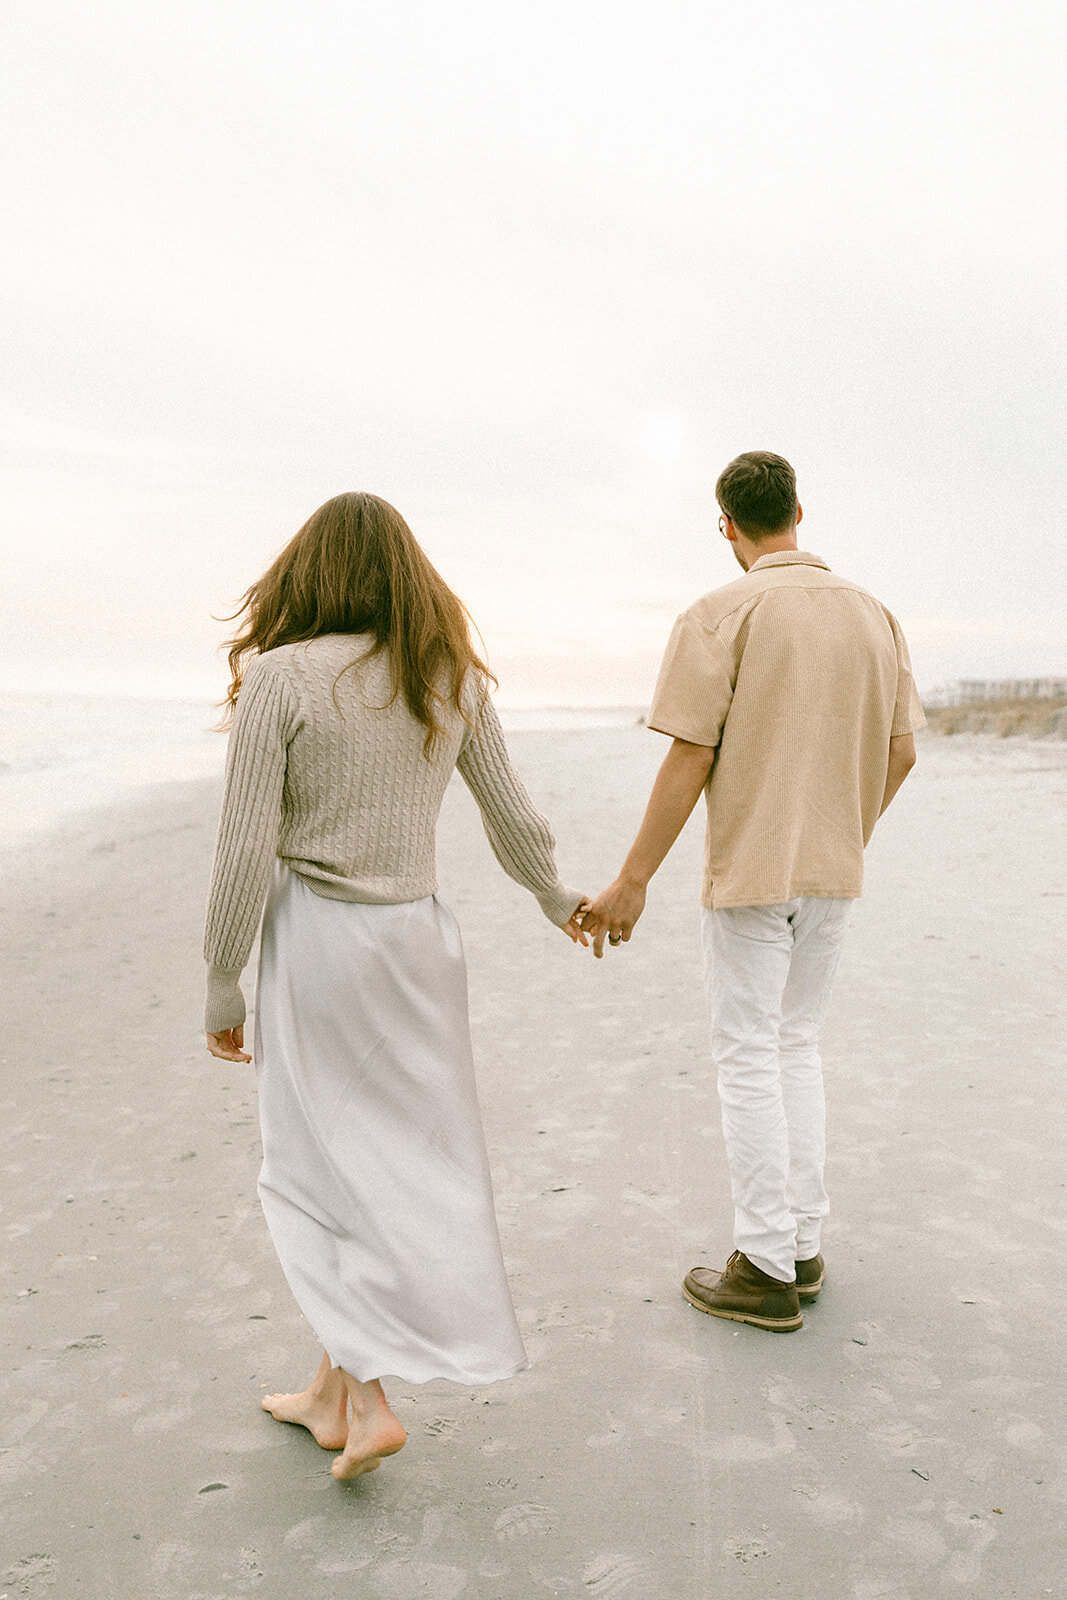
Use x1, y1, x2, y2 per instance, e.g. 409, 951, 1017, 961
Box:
581, 451, 924, 1332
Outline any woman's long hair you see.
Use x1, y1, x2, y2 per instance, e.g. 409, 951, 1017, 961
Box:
219, 492, 493, 754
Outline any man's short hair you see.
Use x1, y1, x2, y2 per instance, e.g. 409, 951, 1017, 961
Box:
716, 451, 798, 537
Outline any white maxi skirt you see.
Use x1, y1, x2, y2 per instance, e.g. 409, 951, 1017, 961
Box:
253, 865, 529, 1385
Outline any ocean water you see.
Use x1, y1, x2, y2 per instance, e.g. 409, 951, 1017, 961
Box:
0, 692, 644, 845
0, 692, 226, 846
496, 705, 644, 733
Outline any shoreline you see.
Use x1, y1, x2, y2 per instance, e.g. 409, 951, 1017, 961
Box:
4, 672, 1064, 855
0, 701, 646, 849
4, 720, 1064, 856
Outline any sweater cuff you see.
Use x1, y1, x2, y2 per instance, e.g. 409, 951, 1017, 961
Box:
204, 965, 247, 1034
534, 882, 585, 928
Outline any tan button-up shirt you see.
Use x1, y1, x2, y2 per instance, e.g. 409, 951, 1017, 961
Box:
647, 551, 925, 909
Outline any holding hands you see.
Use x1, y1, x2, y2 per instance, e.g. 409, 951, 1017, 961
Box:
574, 876, 647, 958
562, 735, 718, 960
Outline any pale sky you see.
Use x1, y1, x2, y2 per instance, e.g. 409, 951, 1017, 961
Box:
2, 0, 1065, 703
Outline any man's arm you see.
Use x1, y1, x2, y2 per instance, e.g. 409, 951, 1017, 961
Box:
581, 737, 716, 957
880, 733, 917, 815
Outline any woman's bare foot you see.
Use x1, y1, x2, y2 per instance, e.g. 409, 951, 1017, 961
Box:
330, 1373, 407, 1481
261, 1351, 350, 1450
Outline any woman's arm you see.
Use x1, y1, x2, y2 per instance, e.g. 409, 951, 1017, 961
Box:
455, 696, 584, 928
203, 657, 297, 1041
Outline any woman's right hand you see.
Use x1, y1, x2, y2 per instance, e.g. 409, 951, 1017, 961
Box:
206, 1026, 252, 1063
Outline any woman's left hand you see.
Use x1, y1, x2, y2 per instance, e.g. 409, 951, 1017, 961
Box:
562, 898, 592, 946
206, 1026, 252, 1063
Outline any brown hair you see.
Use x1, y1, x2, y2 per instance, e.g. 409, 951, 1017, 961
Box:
219, 492, 493, 755
716, 451, 798, 536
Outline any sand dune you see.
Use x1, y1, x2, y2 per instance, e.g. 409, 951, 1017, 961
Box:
924, 699, 1067, 739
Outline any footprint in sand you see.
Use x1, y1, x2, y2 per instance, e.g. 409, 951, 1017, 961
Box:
422, 1415, 459, 1437
237, 1547, 264, 1586
581, 1553, 645, 1596
2, 1553, 57, 1598
493, 1502, 557, 1540
722, 1537, 771, 1564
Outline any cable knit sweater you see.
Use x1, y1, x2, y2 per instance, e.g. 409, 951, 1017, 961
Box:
203, 635, 582, 1033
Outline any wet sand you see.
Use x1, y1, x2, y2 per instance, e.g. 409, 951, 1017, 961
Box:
1, 728, 1064, 1599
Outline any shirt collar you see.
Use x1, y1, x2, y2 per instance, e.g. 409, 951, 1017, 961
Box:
747, 550, 830, 572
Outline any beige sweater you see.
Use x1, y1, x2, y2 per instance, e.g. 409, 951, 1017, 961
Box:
204, 635, 582, 1033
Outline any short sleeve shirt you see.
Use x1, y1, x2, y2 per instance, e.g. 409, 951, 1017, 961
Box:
647, 552, 925, 908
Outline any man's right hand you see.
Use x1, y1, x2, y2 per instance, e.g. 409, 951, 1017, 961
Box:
579, 876, 648, 958
576, 736, 714, 959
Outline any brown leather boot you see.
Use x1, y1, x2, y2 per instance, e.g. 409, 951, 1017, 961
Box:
795, 1253, 825, 1300
683, 1250, 802, 1331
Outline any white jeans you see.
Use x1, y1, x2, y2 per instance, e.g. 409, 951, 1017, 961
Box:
701, 897, 853, 1283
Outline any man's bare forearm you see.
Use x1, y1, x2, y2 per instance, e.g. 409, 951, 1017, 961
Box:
617, 738, 717, 888
879, 733, 917, 815
580, 737, 716, 956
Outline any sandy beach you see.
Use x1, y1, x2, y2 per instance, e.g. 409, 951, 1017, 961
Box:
2, 727, 1065, 1600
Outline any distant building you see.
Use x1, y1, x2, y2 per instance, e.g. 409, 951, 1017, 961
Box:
925, 678, 1067, 708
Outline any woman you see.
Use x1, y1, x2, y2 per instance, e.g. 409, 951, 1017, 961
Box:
203, 492, 586, 1481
